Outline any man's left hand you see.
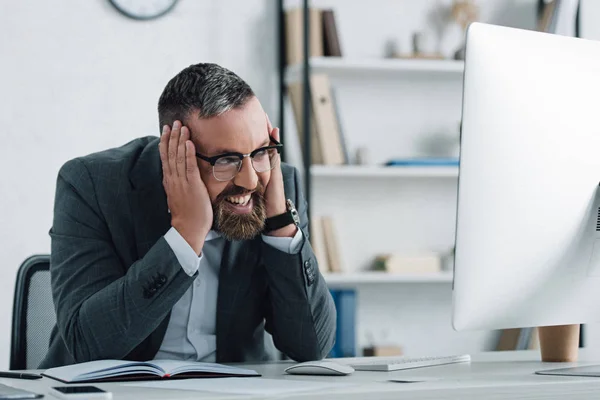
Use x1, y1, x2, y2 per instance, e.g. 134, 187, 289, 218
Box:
264, 114, 297, 238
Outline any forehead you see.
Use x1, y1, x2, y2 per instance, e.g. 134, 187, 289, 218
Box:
188, 97, 268, 155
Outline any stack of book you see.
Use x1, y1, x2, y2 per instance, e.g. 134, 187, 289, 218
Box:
287, 74, 348, 166
284, 7, 342, 67
285, 6, 348, 166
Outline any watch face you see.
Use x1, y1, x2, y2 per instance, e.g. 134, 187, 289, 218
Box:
109, 0, 179, 20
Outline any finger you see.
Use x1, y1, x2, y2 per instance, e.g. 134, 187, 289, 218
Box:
168, 120, 181, 178
269, 127, 282, 170
185, 140, 201, 184
159, 125, 171, 178
176, 125, 188, 178
271, 126, 280, 143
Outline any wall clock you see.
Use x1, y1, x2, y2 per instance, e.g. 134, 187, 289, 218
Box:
109, 0, 179, 20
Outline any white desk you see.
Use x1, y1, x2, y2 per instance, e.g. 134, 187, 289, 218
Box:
6, 351, 600, 400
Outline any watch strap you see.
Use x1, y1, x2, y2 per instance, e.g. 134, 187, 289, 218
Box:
264, 211, 295, 232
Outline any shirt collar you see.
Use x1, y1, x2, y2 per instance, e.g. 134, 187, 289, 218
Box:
205, 230, 221, 241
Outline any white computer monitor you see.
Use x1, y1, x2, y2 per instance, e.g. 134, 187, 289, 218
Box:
452, 22, 600, 332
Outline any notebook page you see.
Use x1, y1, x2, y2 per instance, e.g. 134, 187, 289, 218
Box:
44, 360, 161, 382
151, 360, 258, 376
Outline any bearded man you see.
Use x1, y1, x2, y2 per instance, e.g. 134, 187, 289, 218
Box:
40, 63, 336, 368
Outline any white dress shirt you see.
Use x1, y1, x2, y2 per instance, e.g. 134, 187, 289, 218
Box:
154, 226, 303, 361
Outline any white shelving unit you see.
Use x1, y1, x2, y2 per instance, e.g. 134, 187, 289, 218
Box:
324, 271, 453, 286
286, 57, 464, 83
311, 165, 459, 178
279, 1, 493, 358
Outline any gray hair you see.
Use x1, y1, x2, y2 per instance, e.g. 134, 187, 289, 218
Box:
157, 63, 255, 132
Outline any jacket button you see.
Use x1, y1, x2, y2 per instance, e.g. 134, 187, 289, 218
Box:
159, 275, 167, 283
149, 286, 157, 293
304, 260, 311, 269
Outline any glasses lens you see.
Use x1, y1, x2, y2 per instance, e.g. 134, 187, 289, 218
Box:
213, 156, 241, 181
252, 148, 278, 173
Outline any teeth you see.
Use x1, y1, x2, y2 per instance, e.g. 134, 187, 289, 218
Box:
227, 194, 251, 205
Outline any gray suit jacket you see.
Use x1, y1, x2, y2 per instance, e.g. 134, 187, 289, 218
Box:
40, 136, 336, 368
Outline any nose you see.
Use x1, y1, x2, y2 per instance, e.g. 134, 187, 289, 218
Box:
233, 156, 258, 191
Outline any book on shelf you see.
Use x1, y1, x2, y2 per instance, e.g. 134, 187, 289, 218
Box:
287, 74, 347, 165
287, 79, 324, 164
310, 215, 343, 274
322, 215, 343, 273
42, 359, 260, 384
329, 289, 356, 358
310, 74, 346, 165
363, 345, 403, 357
322, 9, 342, 57
310, 216, 330, 273
285, 7, 323, 66
330, 86, 350, 164
373, 253, 442, 274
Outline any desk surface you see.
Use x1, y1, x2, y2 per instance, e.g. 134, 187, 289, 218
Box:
7, 351, 600, 400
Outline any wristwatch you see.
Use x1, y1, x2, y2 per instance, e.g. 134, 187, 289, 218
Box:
264, 199, 300, 232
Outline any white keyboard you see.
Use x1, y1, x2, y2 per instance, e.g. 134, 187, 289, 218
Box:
340, 354, 471, 372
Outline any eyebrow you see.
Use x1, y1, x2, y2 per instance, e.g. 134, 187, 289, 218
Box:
211, 138, 271, 156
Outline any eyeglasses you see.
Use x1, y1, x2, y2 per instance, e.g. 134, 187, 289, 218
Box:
196, 136, 283, 182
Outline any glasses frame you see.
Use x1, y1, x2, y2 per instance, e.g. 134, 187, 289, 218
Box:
195, 135, 283, 181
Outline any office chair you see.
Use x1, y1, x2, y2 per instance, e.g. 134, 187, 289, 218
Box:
10, 255, 56, 370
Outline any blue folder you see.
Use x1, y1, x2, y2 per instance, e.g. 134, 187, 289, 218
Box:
329, 289, 357, 358
385, 158, 459, 167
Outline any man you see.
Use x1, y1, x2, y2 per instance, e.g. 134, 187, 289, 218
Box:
40, 63, 336, 368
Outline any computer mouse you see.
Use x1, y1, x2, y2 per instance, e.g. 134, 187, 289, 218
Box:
284, 360, 355, 376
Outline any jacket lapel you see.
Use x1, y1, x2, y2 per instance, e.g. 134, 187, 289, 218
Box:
128, 138, 172, 258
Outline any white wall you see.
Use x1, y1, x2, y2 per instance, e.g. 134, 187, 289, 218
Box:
0, 0, 277, 368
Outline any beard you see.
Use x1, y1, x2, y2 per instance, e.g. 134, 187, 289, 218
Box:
212, 182, 267, 241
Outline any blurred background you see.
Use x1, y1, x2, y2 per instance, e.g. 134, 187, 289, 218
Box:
1, 0, 599, 368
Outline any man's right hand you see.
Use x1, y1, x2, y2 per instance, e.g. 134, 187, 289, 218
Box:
159, 120, 213, 255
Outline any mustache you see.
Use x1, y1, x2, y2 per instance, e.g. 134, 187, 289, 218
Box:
217, 182, 265, 200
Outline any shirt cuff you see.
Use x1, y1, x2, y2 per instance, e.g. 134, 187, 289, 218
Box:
164, 227, 202, 276
261, 228, 303, 254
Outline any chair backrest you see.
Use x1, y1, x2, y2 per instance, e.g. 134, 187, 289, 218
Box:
11, 255, 56, 370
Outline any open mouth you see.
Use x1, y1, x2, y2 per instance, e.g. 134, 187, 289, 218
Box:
224, 194, 254, 214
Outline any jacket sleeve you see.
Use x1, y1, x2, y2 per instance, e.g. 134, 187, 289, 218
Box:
50, 158, 195, 363
261, 165, 337, 361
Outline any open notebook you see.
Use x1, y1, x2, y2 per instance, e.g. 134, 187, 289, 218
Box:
42, 359, 260, 383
